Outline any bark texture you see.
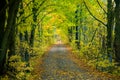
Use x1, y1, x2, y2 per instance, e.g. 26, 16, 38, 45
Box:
114, 0, 120, 62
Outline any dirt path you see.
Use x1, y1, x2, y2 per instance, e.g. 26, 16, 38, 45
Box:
39, 44, 114, 80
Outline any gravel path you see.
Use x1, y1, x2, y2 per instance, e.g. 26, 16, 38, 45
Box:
40, 44, 111, 80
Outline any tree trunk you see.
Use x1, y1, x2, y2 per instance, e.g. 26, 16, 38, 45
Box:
75, 6, 80, 49
30, 0, 37, 47
8, 11, 17, 57
107, 0, 114, 62
0, 0, 20, 74
30, 25, 36, 47
68, 27, 73, 42
0, 0, 6, 52
114, 0, 120, 63
0, 0, 6, 74
75, 26, 80, 49
25, 31, 29, 42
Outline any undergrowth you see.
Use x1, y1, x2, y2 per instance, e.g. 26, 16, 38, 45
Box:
0, 38, 53, 80
69, 41, 120, 77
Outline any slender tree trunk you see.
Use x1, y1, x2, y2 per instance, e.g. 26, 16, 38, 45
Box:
24, 31, 30, 67
18, 2, 30, 66
114, 0, 120, 63
30, 0, 37, 47
30, 0, 46, 47
68, 27, 73, 42
30, 25, 36, 47
75, 26, 80, 48
107, 0, 114, 62
75, 6, 80, 49
25, 31, 29, 42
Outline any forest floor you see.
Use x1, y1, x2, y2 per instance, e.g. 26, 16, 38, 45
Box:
32, 43, 120, 80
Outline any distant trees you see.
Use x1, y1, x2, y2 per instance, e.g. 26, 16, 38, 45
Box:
75, 5, 80, 49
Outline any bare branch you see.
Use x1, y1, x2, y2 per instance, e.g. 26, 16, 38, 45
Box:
83, 0, 107, 26
36, 4, 56, 16
91, 28, 98, 42
16, 4, 57, 26
96, 0, 107, 14
38, 0, 48, 9
38, 9, 57, 24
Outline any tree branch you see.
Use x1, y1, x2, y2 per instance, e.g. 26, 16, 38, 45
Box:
0, 0, 22, 16
38, 9, 57, 25
83, 0, 107, 26
91, 28, 98, 42
16, 4, 57, 26
36, 4, 56, 16
38, 0, 48, 9
96, 0, 107, 14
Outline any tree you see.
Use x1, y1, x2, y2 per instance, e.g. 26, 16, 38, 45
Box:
30, 0, 47, 47
0, 0, 6, 48
83, 0, 115, 63
0, 0, 7, 75
107, 0, 114, 62
0, 0, 21, 74
114, 0, 120, 63
75, 5, 80, 49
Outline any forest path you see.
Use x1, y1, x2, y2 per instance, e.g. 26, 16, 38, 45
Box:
39, 44, 112, 80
